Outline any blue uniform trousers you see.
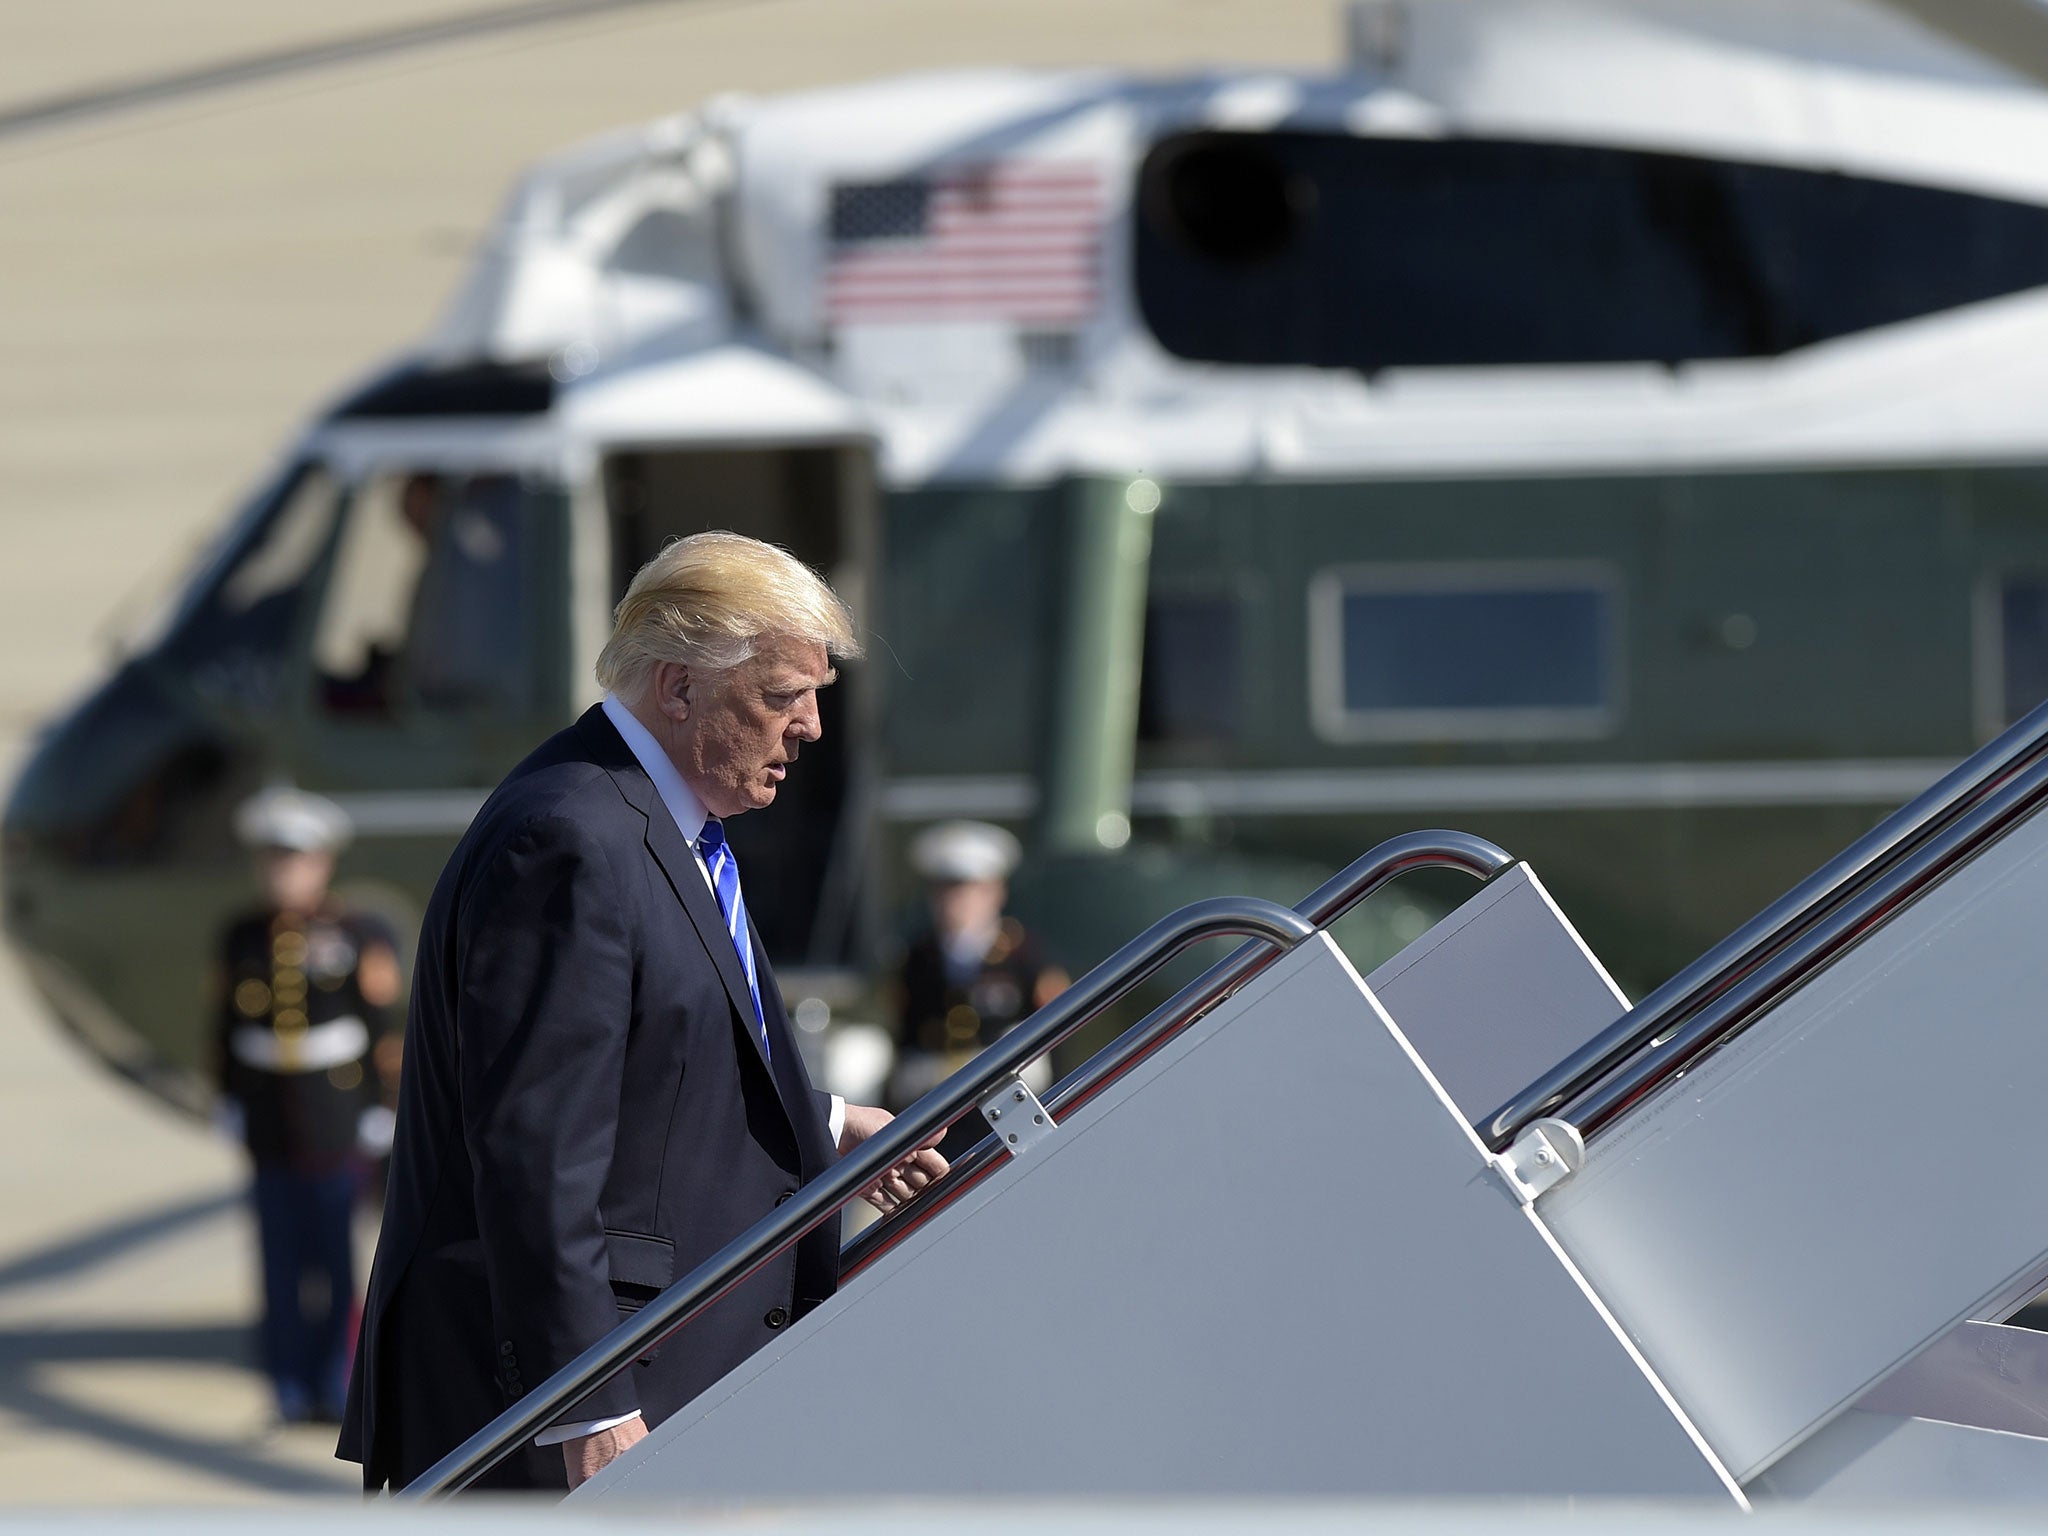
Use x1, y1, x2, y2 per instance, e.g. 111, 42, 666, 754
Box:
251, 1164, 359, 1421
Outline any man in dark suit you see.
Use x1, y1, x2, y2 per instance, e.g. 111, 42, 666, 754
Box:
339, 531, 946, 1492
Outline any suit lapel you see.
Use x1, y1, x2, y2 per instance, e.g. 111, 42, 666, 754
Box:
578, 708, 780, 1088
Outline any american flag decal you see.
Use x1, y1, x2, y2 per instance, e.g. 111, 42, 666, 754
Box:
824, 162, 1105, 326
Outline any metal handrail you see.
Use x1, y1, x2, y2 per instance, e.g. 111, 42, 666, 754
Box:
1057, 829, 1513, 1124
403, 830, 1508, 1497
404, 894, 1312, 1497
1560, 738, 2048, 1140
841, 829, 1513, 1278
1480, 694, 2048, 1149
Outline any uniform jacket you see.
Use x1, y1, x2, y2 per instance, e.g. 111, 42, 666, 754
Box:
216, 906, 392, 1170
895, 917, 1058, 1160
898, 917, 1053, 1060
339, 707, 840, 1491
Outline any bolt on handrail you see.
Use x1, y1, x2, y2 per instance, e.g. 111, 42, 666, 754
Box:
841, 829, 1514, 1278
403, 830, 1509, 1497
1479, 694, 2048, 1150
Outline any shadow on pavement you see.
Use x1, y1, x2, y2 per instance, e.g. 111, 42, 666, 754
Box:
0, 1189, 242, 1295
0, 1185, 359, 1495
0, 1321, 352, 1495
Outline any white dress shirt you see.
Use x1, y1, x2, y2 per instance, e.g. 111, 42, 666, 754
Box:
537, 695, 844, 1448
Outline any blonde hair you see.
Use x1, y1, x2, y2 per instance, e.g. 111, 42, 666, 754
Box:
595, 531, 860, 700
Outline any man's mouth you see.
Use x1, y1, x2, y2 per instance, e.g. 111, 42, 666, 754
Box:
766, 762, 787, 782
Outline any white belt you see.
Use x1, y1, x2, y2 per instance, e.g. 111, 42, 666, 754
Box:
230, 1015, 369, 1073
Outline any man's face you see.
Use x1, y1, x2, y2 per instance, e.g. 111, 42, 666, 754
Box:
258, 847, 334, 913
931, 878, 1006, 941
674, 637, 833, 819
399, 475, 444, 539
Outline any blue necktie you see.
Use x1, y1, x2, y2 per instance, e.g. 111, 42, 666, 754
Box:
696, 819, 768, 1059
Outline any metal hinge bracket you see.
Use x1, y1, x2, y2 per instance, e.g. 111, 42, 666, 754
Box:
1490, 1117, 1585, 1206
980, 1078, 1059, 1155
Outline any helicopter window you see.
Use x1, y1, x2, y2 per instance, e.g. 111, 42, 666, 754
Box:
609, 207, 717, 282
1995, 577, 2048, 729
313, 472, 528, 719
1136, 131, 2048, 371
1310, 564, 1617, 741
1139, 592, 1241, 744
160, 464, 340, 713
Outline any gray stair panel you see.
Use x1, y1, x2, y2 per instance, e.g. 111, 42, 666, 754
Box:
1753, 1411, 2048, 1504
1539, 807, 2048, 1482
580, 934, 1737, 1503
1854, 1322, 2048, 1440
1364, 862, 1627, 1122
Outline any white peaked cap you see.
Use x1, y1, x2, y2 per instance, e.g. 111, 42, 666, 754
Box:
911, 820, 1022, 883
234, 786, 354, 853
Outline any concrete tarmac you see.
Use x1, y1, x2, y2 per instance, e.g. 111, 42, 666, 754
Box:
0, 1050, 361, 1504
0, 0, 1338, 1506
0, 746, 357, 1501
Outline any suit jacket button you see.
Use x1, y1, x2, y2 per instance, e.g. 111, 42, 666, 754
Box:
764, 1306, 789, 1329
500, 1341, 516, 1357
775, 1190, 794, 1206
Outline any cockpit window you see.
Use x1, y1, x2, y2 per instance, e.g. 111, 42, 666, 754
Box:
160, 464, 340, 713
1136, 131, 2048, 372
220, 472, 338, 613
313, 472, 530, 719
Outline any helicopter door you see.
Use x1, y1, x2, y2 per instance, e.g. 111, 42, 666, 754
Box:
289, 468, 569, 794
602, 443, 877, 968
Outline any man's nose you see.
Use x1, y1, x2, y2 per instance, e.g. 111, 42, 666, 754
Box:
791, 698, 822, 742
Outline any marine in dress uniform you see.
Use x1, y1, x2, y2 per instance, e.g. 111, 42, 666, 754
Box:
215, 788, 400, 1425
892, 821, 1068, 1160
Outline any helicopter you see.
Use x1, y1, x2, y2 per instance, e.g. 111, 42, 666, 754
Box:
13, 0, 2048, 1112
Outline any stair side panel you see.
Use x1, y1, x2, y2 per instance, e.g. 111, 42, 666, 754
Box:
581, 935, 1736, 1502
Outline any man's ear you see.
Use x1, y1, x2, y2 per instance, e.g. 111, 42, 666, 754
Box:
654, 661, 692, 723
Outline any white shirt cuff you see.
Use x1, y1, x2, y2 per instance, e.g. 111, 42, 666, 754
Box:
828, 1093, 846, 1145
534, 1409, 642, 1447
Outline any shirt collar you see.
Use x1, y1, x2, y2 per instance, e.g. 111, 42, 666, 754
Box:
602, 693, 709, 847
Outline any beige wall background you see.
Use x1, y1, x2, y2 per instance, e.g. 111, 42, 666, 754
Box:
0, 0, 1341, 740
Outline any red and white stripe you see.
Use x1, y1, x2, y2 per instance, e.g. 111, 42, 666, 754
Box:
825, 162, 1105, 326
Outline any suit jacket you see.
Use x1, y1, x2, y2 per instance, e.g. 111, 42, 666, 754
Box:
339, 707, 841, 1491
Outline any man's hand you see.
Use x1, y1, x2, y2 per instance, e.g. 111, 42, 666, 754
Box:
839, 1103, 949, 1214
562, 1416, 649, 1490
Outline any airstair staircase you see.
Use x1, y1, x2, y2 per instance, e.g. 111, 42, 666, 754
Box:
403, 699, 2048, 1507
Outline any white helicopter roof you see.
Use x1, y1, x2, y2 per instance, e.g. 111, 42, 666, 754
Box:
385, 0, 2048, 484
556, 343, 867, 448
